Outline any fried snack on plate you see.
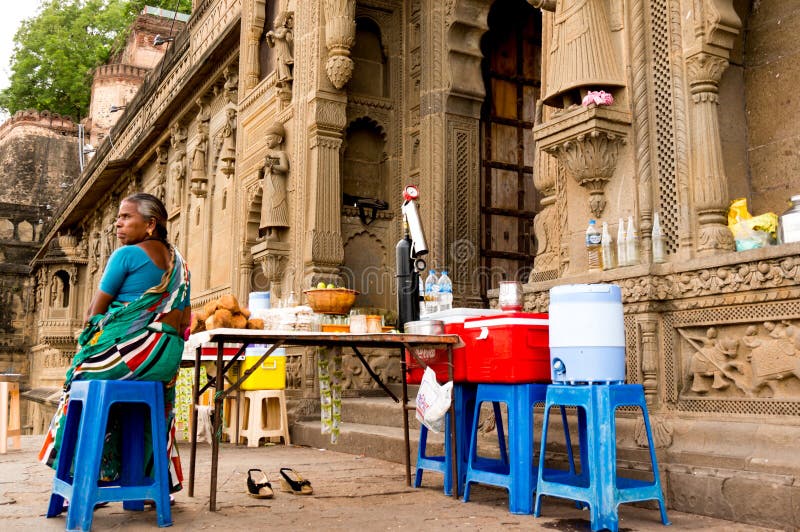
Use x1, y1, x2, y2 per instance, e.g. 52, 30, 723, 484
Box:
247, 318, 265, 330
230, 313, 248, 329
218, 294, 241, 314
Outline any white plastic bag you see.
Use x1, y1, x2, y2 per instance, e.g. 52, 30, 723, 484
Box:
415, 367, 453, 433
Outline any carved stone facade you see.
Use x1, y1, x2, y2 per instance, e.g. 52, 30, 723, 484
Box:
19, 0, 800, 527
0, 110, 80, 392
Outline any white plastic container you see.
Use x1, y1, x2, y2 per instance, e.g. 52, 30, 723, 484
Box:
249, 291, 270, 311
548, 284, 626, 383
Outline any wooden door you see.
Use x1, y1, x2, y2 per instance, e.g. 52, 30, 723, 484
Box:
479, 0, 541, 300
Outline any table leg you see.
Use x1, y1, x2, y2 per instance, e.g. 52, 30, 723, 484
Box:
209, 341, 223, 511
188, 346, 201, 497
400, 347, 411, 487
447, 345, 459, 499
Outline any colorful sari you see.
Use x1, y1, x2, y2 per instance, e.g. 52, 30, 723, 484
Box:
39, 246, 190, 492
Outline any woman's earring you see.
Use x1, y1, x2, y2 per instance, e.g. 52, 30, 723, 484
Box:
147, 229, 153, 237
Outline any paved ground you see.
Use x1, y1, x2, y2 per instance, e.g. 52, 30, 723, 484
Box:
0, 436, 780, 531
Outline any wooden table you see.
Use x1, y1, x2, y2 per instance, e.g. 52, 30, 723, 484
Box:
185, 329, 460, 511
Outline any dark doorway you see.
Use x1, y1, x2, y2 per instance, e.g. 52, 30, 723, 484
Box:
479, 0, 542, 301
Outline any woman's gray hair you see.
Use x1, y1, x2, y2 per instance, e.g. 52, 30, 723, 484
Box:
123, 193, 169, 240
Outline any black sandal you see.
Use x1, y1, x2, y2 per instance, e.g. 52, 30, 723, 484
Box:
279, 467, 313, 495
247, 469, 274, 499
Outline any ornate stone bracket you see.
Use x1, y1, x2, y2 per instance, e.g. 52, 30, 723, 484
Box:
322, 0, 356, 90
252, 240, 290, 298
534, 106, 630, 218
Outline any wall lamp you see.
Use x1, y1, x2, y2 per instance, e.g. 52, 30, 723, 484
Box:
153, 34, 175, 46
109, 105, 127, 113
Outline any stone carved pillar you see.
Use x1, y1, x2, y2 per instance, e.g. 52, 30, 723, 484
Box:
639, 316, 658, 405
322, 0, 356, 90
687, 52, 734, 253
686, 0, 741, 253
243, 0, 266, 91
303, 98, 346, 286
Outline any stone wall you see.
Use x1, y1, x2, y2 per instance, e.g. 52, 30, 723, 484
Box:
0, 111, 79, 421
0, 111, 79, 206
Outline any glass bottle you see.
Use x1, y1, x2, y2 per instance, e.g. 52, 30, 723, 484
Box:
601, 221, 614, 270
617, 218, 627, 267
626, 216, 640, 266
652, 212, 666, 263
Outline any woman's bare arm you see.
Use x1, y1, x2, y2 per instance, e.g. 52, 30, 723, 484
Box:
86, 290, 115, 322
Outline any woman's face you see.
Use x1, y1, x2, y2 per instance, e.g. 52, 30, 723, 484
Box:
116, 200, 154, 245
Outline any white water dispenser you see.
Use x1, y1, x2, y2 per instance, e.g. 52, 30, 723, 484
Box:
548, 283, 626, 383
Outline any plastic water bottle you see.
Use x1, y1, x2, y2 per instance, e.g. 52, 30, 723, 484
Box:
652, 212, 666, 263
585, 220, 602, 270
419, 276, 427, 317
626, 216, 640, 266
616, 218, 627, 267
601, 221, 614, 270
424, 270, 439, 314
438, 270, 453, 311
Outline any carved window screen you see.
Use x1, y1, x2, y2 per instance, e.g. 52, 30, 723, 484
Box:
651, 0, 679, 254
478, 0, 541, 298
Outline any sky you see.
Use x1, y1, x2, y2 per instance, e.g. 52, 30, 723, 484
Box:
0, 3, 42, 121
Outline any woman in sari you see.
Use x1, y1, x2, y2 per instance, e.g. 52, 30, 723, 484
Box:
39, 193, 191, 494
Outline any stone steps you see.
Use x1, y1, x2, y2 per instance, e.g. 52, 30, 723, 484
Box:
289, 395, 442, 464
287, 395, 515, 465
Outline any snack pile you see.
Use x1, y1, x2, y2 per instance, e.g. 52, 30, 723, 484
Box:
190, 294, 265, 334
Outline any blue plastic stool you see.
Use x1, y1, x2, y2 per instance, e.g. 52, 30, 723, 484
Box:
534, 384, 670, 532
46, 380, 173, 531
463, 383, 564, 514
414, 384, 478, 496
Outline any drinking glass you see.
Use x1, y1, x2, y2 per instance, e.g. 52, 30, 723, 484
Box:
498, 281, 523, 311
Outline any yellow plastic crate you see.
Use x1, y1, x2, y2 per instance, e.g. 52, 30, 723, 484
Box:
239, 347, 286, 390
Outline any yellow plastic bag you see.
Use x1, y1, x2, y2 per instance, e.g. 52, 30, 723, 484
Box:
727, 198, 777, 251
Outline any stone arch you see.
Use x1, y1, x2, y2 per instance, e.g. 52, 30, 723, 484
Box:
0, 219, 13, 239
17, 220, 34, 242
342, 117, 389, 205
51, 270, 71, 308
351, 16, 390, 98
342, 230, 391, 309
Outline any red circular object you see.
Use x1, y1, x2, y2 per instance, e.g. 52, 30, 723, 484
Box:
403, 185, 420, 201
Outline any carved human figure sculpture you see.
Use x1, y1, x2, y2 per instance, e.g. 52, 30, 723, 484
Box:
531, 0, 625, 108
259, 122, 290, 240
266, 11, 294, 85
191, 122, 208, 180
220, 107, 237, 175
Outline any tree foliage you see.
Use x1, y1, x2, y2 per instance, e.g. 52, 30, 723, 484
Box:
0, 0, 192, 119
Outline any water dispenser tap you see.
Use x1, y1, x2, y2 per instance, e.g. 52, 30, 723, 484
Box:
552, 358, 566, 376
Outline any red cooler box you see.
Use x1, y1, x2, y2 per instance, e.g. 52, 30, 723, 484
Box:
405, 309, 501, 384
462, 312, 550, 383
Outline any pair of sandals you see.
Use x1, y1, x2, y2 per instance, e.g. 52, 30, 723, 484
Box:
247, 468, 313, 499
